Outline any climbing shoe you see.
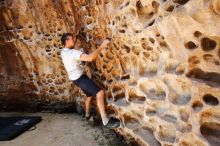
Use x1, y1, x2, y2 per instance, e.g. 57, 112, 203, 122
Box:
104, 117, 120, 129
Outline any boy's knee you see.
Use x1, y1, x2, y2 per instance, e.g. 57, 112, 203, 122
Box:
96, 90, 104, 97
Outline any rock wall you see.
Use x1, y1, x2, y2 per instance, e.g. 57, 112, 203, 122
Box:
1, 0, 220, 146
75, 0, 220, 146
0, 0, 82, 111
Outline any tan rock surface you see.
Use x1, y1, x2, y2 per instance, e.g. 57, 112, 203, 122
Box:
0, 0, 220, 146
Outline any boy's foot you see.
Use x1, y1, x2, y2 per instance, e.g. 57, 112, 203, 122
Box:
104, 117, 120, 129
85, 107, 96, 120
85, 113, 92, 120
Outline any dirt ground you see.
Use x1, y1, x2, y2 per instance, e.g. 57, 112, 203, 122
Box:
0, 112, 128, 146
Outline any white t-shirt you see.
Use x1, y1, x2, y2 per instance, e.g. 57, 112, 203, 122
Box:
61, 48, 84, 80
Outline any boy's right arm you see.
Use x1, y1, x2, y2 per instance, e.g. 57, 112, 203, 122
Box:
80, 39, 110, 62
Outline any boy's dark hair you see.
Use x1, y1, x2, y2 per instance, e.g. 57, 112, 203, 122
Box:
61, 33, 73, 45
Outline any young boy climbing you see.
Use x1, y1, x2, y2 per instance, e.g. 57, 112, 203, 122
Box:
60, 32, 120, 128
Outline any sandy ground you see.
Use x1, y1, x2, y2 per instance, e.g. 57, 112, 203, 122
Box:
0, 112, 127, 146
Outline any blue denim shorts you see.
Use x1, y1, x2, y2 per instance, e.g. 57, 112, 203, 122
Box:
73, 74, 101, 97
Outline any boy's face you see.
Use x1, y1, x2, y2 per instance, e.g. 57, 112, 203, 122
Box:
66, 36, 77, 48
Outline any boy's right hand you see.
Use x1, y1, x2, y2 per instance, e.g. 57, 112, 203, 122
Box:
101, 39, 110, 48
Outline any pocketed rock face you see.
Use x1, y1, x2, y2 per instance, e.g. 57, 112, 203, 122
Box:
75, 0, 220, 146
1, 0, 220, 146
0, 0, 82, 110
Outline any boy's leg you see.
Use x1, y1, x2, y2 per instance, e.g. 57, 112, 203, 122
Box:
74, 74, 119, 127
96, 90, 109, 125
96, 89, 120, 128
85, 96, 92, 117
